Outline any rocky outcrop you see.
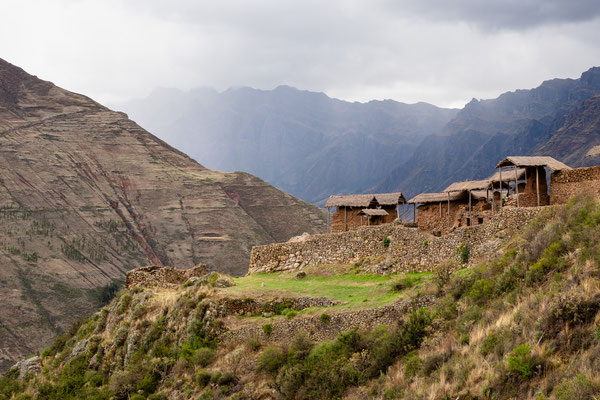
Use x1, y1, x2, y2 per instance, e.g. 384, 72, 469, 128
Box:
250, 207, 548, 274
125, 265, 208, 289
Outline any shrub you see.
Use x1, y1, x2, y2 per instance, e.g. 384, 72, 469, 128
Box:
553, 374, 600, 400
456, 244, 470, 264
434, 260, 455, 291
257, 346, 286, 374
403, 352, 423, 378
196, 369, 212, 388
468, 279, 493, 304
383, 237, 391, 247
194, 347, 216, 367
507, 344, 533, 380
247, 337, 262, 351
180, 317, 218, 358
286, 310, 298, 319
391, 275, 421, 292
217, 372, 237, 385
262, 323, 273, 337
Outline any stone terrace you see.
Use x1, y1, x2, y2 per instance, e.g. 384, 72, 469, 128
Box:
250, 207, 551, 274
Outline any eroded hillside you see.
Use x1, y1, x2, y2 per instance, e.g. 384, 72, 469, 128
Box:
0, 58, 327, 371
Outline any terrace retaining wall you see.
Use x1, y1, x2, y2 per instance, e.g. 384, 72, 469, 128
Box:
249, 207, 549, 274
550, 165, 600, 205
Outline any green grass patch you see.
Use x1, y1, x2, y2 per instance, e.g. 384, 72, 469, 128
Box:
222, 269, 432, 312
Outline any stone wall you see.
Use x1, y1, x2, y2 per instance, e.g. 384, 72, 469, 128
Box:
331, 207, 363, 232
550, 165, 600, 205
249, 207, 547, 274
222, 296, 435, 345
519, 166, 549, 207
331, 206, 399, 232
126, 264, 208, 289
416, 202, 462, 234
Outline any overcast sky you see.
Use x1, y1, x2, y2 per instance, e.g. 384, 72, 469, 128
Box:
2, 0, 600, 108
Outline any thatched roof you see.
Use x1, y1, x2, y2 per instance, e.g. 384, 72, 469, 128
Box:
324, 192, 405, 208
585, 145, 600, 158
495, 156, 571, 170
444, 179, 491, 192
373, 192, 406, 205
408, 191, 466, 204
324, 195, 377, 208
488, 168, 526, 183
359, 209, 389, 216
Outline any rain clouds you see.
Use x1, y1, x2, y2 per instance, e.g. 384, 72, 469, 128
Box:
2, 0, 599, 108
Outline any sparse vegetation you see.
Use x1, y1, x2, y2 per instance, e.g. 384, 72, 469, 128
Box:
8, 195, 600, 399
383, 236, 391, 247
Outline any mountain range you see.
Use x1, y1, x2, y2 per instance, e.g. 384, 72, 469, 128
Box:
118, 67, 600, 201
0, 58, 327, 371
117, 86, 458, 204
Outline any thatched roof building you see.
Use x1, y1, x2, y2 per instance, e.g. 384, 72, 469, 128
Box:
324, 192, 405, 208
495, 156, 571, 170
408, 192, 466, 204
324, 192, 406, 232
358, 209, 389, 216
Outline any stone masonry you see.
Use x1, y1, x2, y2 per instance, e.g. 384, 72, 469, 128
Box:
249, 207, 548, 274
126, 264, 208, 289
550, 165, 600, 205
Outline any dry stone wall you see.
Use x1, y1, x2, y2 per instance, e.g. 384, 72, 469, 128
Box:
222, 295, 435, 345
249, 207, 547, 274
126, 264, 208, 289
551, 166, 600, 205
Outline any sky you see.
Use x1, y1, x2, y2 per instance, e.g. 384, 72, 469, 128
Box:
2, 0, 600, 108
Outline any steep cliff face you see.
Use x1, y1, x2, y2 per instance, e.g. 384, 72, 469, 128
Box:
0, 58, 327, 371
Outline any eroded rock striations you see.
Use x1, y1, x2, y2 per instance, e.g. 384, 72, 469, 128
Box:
0, 58, 327, 371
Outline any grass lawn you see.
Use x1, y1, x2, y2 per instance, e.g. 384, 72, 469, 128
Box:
221, 266, 433, 312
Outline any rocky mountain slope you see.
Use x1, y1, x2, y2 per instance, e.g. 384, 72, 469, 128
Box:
4, 195, 600, 399
118, 68, 600, 202
117, 86, 459, 204
535, 94, 600, 167
378, 67, 600, 197
0, 59, 327, 372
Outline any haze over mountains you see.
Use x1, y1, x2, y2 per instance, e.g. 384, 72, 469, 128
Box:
119, 67, 600, 201
0, 58, 326, 370
118, 87, 459, 204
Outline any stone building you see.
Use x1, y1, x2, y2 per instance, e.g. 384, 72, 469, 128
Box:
408, 191, 469, 234
495, 156, 571, 207
550, 165, 600, 204
324, 192, 406, 232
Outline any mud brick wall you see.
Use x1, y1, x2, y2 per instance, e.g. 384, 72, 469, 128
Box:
416, 202, 463, 234
250, 207, 548, 274
126, 264, 208, 289
550, 166, 600, 205
519, 167, 549, 207
331, 208, 364, 232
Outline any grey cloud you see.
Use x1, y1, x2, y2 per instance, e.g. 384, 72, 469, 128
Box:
389, 0, 600, 30
1, 0, 599, 109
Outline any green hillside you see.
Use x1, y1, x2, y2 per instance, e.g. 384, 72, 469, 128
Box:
3, 195, 600, 399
